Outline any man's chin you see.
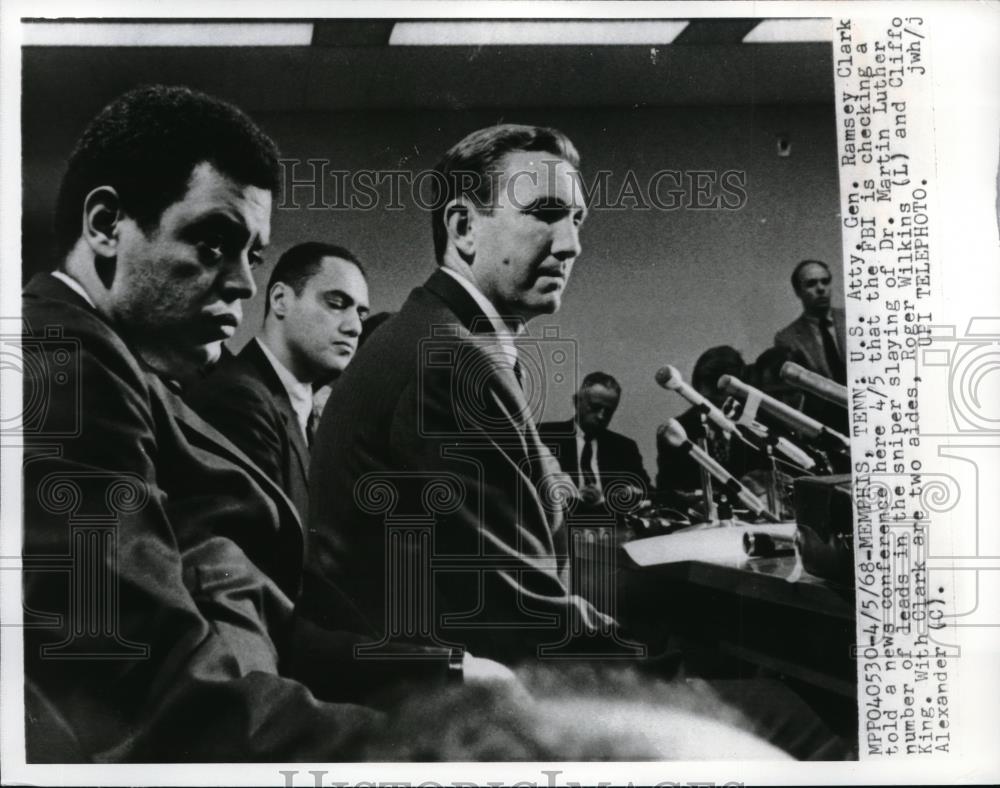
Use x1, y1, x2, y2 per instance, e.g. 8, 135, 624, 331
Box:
525, 292, 563, 317
132, 338, 224, 383
200, 340, 225, 368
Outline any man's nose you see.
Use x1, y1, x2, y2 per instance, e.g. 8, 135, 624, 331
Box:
340, 308, 363, 337
219, 253, 256, 302
551, 217, 582, 259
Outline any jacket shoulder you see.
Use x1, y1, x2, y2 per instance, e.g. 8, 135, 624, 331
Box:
23, 286, 149, 396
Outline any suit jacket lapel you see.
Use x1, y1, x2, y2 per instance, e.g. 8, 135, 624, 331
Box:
422, 269, 558, 507
157, 377, 305, 539
834, 308, 847, 357
239, 340, 311, 485
797, 315, 828, 377
551, 420, 579, 478
423, 268, 532, 430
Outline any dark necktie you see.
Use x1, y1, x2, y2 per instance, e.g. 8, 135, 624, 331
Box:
579, 437, 597, 488
512, 359, 524, 391
305, 410, 317, 449
820, 317, 846, 384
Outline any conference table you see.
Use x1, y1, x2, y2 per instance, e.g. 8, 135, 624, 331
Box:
566, 520, 858, 737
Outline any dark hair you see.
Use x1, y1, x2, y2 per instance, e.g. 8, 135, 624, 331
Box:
55, 84, 281, 260
430, 124, 581, 263
580, 371, 621, 397
790, 259, 831, 293
264, 242, 365, 317
692, 345, 746, 394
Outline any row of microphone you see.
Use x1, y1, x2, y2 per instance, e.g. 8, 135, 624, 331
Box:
654, 361, 850, 522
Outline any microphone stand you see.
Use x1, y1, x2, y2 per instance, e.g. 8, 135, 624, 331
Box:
696, 411, 719, 523
764, 442, 780, 518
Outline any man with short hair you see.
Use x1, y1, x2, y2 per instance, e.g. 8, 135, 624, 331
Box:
539, 372, 650, 506
22, 84, 384, 762
655, 345, 754, 497
188, 242, 369, 519
774, 259, 847, 384
306, 124, 614, 664
774, 260, 848, 431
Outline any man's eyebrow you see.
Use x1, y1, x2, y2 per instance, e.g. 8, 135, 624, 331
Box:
184, 211, 252, 241
322, 288, 369, 308
522, 196, 588, 217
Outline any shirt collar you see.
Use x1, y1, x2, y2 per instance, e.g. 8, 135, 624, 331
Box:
255, 338, 314, 438
801, 310, 833, 326
440, 266, 520, 365
51, 271, 96, 309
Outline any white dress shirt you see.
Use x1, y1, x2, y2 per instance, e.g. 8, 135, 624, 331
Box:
51, 271, 96, 309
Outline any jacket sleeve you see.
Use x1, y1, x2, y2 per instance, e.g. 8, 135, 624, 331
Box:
22, 305, 379, 762
624, 437, 652, 493
384, 342, 611, 663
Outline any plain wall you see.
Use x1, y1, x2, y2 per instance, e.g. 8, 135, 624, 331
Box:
22, 103, 842, 473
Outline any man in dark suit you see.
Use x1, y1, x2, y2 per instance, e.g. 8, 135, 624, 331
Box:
774, 259, 847, 384
539, 371, 651, 506
655, 346, 756, 500
21, 84, 454, 763
774, 259, 849, 431
188, 242, 369, 519
306, 124, 621, 664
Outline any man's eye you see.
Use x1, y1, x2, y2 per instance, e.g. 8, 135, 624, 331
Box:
249, 250, 264, 268
199, 236, 226, 261
530, 207, 567, 224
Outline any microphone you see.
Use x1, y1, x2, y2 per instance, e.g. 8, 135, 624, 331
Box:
718, 374, 851, 453
736, 416, 817, 471
654, 365, 748, 444
780, 362, 848, 408
658, 420, 778, 522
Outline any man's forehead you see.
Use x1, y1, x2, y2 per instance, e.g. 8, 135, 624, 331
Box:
313, 257, 366, 286
582, 384, 618, 401
497, 150, 585, 205
167, 161, 272, 235
800, 264, 830, 281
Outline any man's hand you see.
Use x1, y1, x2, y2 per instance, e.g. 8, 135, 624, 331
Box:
578, 483, 604, 507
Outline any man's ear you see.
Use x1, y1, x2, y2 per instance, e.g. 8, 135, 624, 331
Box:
82, 186, 123, 260
269, 282, 289, 318
444, 198, 476, 260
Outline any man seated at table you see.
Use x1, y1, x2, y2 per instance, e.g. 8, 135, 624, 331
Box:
655, 346, 757, 501
188, 241, 369, 521
539, 371, 651, 510
19, 84, 490, 762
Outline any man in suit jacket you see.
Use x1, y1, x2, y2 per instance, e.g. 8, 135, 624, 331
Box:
21, 84, 441, 763
539, 371, 651, 507
655, 346, 757, 499
774, 260, 849, 432
187, 242, 369, 520
306, 124, 619, 664
774, 260, 847, 384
